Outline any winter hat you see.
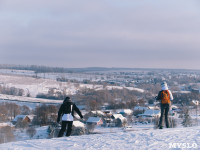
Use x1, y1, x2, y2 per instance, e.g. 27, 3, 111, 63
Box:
63, 97, 71, 103
161, 82, 168, 90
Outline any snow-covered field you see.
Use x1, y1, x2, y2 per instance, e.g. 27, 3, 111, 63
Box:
0, 73, 144, 99
0, 126, 199, 150
0, 94, 63, 104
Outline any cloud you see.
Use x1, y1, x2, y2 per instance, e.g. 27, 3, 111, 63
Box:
0, 0, 200, 69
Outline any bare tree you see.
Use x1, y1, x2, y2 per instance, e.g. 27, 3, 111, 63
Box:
33, 104, 58, 126
0, 126, 15, 144
26, 127, 37, 139
4, 103, 21, 120
21, 105, 31, 115
182, 107, 192, 127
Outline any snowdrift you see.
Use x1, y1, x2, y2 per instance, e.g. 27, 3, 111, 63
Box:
0, 126, 199, 150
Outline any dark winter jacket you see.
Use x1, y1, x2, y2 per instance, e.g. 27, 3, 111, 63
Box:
57, 100, 83, 122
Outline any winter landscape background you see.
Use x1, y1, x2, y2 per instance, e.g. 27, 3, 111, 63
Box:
1, 0, 200, 149
0, 65, 199, 149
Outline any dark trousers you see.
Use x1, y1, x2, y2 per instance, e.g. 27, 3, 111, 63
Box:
58, 121, 73, 137
159, 104, 170, 128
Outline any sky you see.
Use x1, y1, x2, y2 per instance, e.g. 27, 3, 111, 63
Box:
0, 0, 200, 69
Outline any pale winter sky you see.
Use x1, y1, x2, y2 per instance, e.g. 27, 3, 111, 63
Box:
0, 0, 200, 69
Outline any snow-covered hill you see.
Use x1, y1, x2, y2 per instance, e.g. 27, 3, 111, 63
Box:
0, 73, 144, 99
0, 126, 199, 150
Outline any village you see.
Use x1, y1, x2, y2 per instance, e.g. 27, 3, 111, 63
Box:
0, 67, 200, 143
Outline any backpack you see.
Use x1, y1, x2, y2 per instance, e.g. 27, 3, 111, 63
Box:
160, 90, 170, 104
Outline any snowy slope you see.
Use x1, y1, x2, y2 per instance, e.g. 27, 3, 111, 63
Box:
0, 74, 145, 99
0, 126, 199, 150
0, 94, 63, 104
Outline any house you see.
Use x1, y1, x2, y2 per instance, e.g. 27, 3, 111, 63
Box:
86, 117, 103, 126
111, 114, 124, 120
91, 110, 105, 116
191, 100, 199, 106
134, 106, 149, 111
84, 110, 105, 119
12, 115, 34, 125
137, 109, 160, 118
118, 109, 133, 116
111, 114, 127, 127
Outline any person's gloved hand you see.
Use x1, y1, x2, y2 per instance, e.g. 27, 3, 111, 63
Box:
80, 115, 83, 119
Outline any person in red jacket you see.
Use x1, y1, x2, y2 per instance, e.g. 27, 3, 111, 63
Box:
156, 82, 173, 129
57, 97, 83, 137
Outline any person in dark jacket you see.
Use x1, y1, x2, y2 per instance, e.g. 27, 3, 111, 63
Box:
57, 97, 83, 137
156, 82, 173, 129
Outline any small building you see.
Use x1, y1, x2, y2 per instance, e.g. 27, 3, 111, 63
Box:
134, 106, 149, 111
12, 115, 33, 125
118, 109, 133, 116
191, 100, 199, 106
111, 114, 127, 127
86, 117, 103, 126
137, 109, 160, 118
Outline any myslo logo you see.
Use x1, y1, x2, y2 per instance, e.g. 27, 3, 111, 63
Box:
169, 143, 198, 149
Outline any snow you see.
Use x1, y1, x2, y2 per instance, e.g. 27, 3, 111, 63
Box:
138, 109, 161, 117
73, 121, 85, 128
0, 122, 14, 128
91, 110, 104, 116
86, 117, 101, 123
106, 86, 144, 93
0, 126, 199, 149
112, 114, 124, 119
0, 94, 63, 104
134, 106, 149, 111
0, 73, 145, 100
14, 126, 49, 141
118, 109, 133, 115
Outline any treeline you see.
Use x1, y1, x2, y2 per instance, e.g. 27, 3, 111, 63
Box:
0, 85, 24, 96
0, 64, 66, 73
73, 88, 147, 111
0, 102, 58, 126
0, 64, 118, 73
0, 103, 59, 144
0, 103, 31, 122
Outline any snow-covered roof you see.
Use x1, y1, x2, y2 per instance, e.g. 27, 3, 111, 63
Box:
91, 110, 104, 116
191, 100, 199, 105
73, 121, 85, 128
0, 94, 63, 104
112, 114, 127, 121
171, 105, 178, 109
148, 106, 160, 110
118, 109, 133, 115
86, 117, 101, 123
27, 115, 35, 121
138, 109, 160, 117
13, 115, 30, 122
134, 106, 149, 111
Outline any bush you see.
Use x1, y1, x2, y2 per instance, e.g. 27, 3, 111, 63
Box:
26, 127, 36, 139
0, 126, 15, 144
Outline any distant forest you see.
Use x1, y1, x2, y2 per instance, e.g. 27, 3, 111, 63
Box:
0, 64, 130, 73
0, 64, 110, 73
0, 64, 196, 74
